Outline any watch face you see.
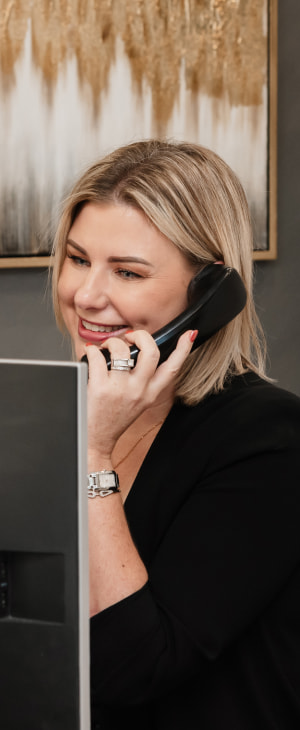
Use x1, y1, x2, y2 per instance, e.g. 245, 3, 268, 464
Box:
88, 471, 120, 498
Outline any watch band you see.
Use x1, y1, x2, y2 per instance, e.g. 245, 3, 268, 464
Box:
87, 470, 120, 498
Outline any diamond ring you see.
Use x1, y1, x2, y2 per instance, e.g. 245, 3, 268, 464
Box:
110, 358, 135, 371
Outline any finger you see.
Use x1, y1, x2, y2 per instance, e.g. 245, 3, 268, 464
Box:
166, 328, 198, 368
84, 343, 110, 379
149, 329, 197, 393
84, 340, 135, 380
124, 329, 160, 376
101, 336, 132, 360
98, 336, 135, 375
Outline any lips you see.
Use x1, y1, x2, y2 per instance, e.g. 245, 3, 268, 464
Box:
78, 318, 130, 343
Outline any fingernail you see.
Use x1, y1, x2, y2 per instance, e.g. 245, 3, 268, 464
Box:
190, 330, 198, 342
85, 342, 94, 347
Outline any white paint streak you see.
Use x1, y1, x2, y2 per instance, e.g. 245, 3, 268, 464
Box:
0, 25, 268, 254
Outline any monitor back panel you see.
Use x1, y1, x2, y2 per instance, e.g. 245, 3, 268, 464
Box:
0, 359, 89, 730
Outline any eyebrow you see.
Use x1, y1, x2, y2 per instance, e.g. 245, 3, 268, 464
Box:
108, 256, 153, 267
67, 239, 153, 267
67, 239, 87, 255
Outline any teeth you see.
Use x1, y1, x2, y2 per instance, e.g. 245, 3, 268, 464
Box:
82, 320, 123, 333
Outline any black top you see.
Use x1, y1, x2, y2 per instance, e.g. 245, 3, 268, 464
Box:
90, 373, 300, 729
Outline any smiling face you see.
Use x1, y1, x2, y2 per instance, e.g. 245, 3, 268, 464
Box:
57, 202, 197, 360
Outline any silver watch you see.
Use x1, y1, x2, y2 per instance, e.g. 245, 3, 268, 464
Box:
87, 470, 120, 498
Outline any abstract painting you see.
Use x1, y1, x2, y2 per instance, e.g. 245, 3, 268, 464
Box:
0, 0, 277, 267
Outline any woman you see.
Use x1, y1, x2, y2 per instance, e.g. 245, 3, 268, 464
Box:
52, 140, 300, 729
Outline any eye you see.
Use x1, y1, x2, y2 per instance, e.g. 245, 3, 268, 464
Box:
67, 253, 89, 267
116, 268, 143, 280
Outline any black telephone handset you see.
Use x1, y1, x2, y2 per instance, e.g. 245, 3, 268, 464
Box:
81, 264, 247, 370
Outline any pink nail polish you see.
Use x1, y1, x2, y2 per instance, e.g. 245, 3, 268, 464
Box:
190, 330, 198, 342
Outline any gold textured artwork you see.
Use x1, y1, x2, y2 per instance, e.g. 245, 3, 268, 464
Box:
1, 0, 266, 120
0, 0, 276, 263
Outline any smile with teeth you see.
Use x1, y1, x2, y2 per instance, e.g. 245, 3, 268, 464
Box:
82, 320, 126, 333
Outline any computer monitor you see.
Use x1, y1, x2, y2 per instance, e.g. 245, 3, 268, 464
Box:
0, 359, 90, 730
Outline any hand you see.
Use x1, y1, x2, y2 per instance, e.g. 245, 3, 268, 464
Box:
85, 329, 197, 464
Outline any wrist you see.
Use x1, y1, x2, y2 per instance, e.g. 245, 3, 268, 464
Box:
88, 450, 113, 473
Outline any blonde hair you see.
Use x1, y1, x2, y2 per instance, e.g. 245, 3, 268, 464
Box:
52, 139, 267, 405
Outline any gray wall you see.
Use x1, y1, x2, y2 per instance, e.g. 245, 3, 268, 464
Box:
0, 0, 299, 396
253, 0, 300, 396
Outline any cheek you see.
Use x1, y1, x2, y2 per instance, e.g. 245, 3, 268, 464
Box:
156, 285, 189, 318
131, 290, 187, 333
56, 276, 76, 333
57, 269, 74, 308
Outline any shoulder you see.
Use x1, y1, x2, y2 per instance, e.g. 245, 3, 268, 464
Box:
219, 372, 300, 428
172, 373, 300, 468
219, 374, 300, 457
177, 372, 300, 427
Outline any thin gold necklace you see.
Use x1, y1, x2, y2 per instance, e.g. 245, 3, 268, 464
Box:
113, 420, 164, 469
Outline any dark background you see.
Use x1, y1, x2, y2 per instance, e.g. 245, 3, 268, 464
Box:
0, 0, 299, 396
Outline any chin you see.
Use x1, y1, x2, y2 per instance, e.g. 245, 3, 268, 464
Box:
74, 342, 85, 361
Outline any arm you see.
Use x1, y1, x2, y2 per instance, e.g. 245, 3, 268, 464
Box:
88, 489, 148, 616
86, 329, 195, 616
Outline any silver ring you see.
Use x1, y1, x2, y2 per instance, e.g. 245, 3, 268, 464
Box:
110, 358, 135, 371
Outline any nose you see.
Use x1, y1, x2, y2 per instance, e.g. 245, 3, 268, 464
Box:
74, 269, 109, 311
